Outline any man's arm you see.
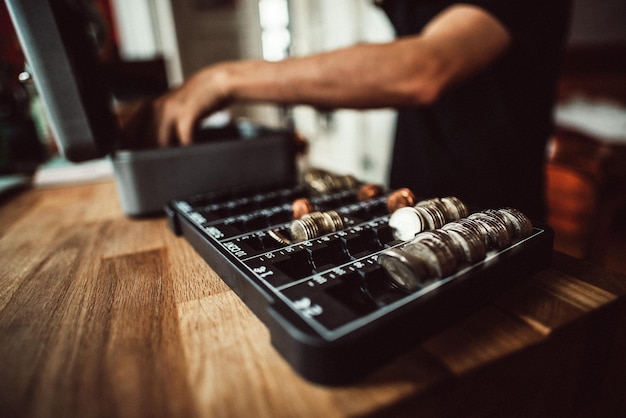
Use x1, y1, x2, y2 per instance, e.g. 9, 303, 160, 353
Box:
151, 4, 511, 146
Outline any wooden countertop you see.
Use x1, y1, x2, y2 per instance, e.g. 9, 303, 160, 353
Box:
1, 181, 625, 417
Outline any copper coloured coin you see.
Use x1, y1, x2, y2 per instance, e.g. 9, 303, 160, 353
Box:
357, 183, 384, 201
386, 188, 416, 212
292, 198, 315, 219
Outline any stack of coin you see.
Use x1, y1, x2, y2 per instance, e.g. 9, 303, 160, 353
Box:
290, 210, 345, 242
378, 247, 434, 292
289, 216, 320, 243
303, 168, 358, 194
379, 229, 469, 292
455, 218, 490, 249
439, 197, 469, 219
409, 231, 458, 278
442, 221, 486, 264
379, 206, 534, 292
420, 230, 465, 266
388, 196, 469, 241
468, 212, 512, 250
497, 208, 534, 239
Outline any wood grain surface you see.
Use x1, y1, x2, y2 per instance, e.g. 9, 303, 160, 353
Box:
1, 181, 624, 418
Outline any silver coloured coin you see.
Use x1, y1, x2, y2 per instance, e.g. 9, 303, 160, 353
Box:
378, 248, 432, 292
420, 203, 447, 228
401, 241, 440, 280
442, 221, 487, 264
417, 198, 451, 223
389, 206, 425, 241
498, 208, 533, 239
415, 230, 464, 267
441, 196, 468, 219
290, 217, 320, 242
268, 229, 292, 246
303, 168, 359, 194
413, 205, 439, 229
468, 212, 512, 250
322, 210, 344, 232
408, 232, 457, 278
482, 209, 516, 239
297, 210, 346, 240
302, 211, 327, 232
338, 174, 358, 190
456, 218, 490, 249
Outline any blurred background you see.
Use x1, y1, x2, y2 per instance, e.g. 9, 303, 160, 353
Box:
1, 0, 625, 273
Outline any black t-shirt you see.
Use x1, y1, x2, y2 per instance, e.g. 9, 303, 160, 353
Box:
378, 0, 572, 220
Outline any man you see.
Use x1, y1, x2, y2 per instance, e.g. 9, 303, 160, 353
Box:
139, 1, 571, 220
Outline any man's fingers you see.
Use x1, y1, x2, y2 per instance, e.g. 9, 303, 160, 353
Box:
177, 115, 196, 146
154, 95, 180, 147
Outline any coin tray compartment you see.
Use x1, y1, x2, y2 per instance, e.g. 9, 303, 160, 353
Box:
166, 184, 553, 385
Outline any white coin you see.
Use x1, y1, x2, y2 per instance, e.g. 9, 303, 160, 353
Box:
388, 207, 424, 241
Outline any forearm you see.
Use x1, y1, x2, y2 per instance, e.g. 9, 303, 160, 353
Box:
220, 4, 511, 109
220, 39, 445, 109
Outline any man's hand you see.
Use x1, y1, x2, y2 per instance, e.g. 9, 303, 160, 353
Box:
151, 65, 233, 146
122, 4, 511, 149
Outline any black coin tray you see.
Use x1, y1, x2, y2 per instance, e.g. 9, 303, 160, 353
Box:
166, 183, 553, 385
